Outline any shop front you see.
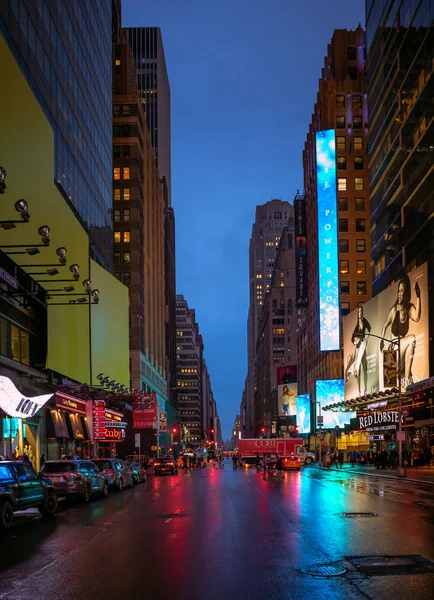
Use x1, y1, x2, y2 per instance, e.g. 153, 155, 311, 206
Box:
45, 393, 90, 460
94, 403, 127, 458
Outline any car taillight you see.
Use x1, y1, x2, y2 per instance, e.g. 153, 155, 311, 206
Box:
106, 470, 115, 475
167, 462, 174, 466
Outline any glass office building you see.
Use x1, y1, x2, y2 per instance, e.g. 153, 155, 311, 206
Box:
366, 0, 434, 294
0, 1, 113, 267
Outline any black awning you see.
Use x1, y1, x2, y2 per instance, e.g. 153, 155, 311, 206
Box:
47, 408, 70, 439
68, 413, 85, 440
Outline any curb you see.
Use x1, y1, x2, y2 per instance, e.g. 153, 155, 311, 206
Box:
314, 465, 434, 486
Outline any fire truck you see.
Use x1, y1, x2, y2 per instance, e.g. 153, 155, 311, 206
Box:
237, 438, 315, 465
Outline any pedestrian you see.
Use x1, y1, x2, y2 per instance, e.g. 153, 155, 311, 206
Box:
424, 447, 432, 468
338, 451, 344, 469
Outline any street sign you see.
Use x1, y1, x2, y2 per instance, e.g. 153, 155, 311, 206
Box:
396, 431, 406, 442
135, 433, 140, 447
317, 416, 323, 425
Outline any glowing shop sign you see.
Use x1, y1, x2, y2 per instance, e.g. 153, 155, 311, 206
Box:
316, 129, 339, 351
0, 376, 53, 418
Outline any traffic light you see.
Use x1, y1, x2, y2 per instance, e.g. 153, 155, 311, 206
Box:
261, 428, 265, 433
172, 427, 178, 435
211, 429, 214, 434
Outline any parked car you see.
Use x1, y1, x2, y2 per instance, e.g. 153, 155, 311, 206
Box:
154, 457, 178, 476
40, 460, 108, 502
127, 461, 147, 484
0, 461, 58, 531
283, 454, 301, 471
92, 458, 132, 491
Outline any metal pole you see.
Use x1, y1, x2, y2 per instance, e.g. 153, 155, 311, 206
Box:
396, 309, 406, 477
156, 432, 160, 458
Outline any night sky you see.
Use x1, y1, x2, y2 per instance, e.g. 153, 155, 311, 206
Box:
122, 0, 365, 439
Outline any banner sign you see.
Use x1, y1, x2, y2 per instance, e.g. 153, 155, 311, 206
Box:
159, 411, 167, 432
55, 393, 87, 416
295, 197, 308, 307
351, 409, 405, 433
343, 262, 429, 399
0, 376, 53, 418
133, 392, 157, 429
316, 129, 339, 351
93, 400, 106, 440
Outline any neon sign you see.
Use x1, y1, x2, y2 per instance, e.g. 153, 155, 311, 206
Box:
316, 129, 339, 351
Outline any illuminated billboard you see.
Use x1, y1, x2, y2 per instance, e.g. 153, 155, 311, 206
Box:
343, 262, 429, 400
316, 130, 339, 351
295, 197, 308, 307
277, 366, 297, 417
316, 379, 354, 429
296, 394, 311, 434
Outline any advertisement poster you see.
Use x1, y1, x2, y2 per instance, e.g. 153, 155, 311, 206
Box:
133, 392, 158, 429
295, 197, 308, 307
315, 129, 340, 351
277, 366, 297, 416
296, 394, 311, 434
316, 379, 354, 428
343, 262, 429, 400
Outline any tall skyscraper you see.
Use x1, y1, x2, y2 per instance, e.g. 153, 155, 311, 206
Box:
126, 27, 171, 202
254, 213, 297, 435
296, 27, 371, 401
0, 1, 113, 267
244, 200, 292, 437
366, 2, 434, 347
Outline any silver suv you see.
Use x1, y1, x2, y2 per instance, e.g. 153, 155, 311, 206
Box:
40, 460, 109, 502
92, 459, 132, 491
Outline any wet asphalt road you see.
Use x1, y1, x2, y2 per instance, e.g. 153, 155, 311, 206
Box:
1, 461, 434, 600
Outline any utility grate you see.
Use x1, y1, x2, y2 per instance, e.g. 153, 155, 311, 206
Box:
342, 512, 378, 518
346, 555, 434, 576
299, 565, 347, 577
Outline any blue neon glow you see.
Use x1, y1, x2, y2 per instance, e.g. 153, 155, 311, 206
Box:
316, 379, 355, 429
316, 130, 340, 351
296, 394, 311, 434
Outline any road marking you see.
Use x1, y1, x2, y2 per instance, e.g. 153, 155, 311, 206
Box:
0, 560, 57, 599
164, 518, 172, 523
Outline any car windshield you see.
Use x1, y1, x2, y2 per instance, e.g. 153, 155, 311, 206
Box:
94, 460, 113, 470
42, 462, 77, 473
0, 464, 14, 481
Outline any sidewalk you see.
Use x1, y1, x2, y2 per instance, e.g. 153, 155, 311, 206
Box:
315, 463, 434, 485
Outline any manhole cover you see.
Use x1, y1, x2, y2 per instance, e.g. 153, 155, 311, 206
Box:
342, 512, 378, 518
347, 555, 434, 576
153, 513, 185, 519
299, 565, 347, 577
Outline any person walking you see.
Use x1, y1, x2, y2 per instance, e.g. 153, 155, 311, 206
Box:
338, 451, 344, 469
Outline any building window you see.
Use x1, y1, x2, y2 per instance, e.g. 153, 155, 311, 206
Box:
354, 136, 363, 150
336, 116, 346, 129
347, 47, 357, 60
123, 208, 130, 222
114, 252, 121, 265
336, 95, 346, 109
114, 167, 120, 180
113, 209, 121, 223
122, 125, 130, 137
338, 178, 347, 191
113, 146, 121, 159
348, 66, 357, 79
337, 156, 347, 170
336, 136, 346, 150
352, 95, 362, 109
355, 197, 365, 211
113, 105, 121, 117
339, 218, 348, 232
123, 231, 131, 243
114, 231, 121, 243
114, 188, 121, 201
340, 281, 350, 295
356, 239, 366, 252
339, 239, 349, 253
375, 255, 386, 277
123, 167, 130, 180
355, 218, 365, 232
355, 177, 364, 191
123, 251, 131, 264
356, 260, 366, 274
338, 198, 348, 211
122, 105, 130, 116
123, 188, 130, 201
339, 260, 349, 274
287, 299, 293, 315
357, 281, 367, 295
123, 272, 131, 286
341, 302, 351, 316
353, 116, 363, 129
354, 156, 364, 170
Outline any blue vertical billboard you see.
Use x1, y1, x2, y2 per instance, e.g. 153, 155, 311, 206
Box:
316, 129, 340, 351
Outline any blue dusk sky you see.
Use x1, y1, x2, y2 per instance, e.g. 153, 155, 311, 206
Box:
122, 0, 365, 440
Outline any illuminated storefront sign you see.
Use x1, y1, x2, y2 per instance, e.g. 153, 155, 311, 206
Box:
55, 393, 87, 415
0, 376, 53, 418
93, 400, 106, 440
316, 129, 339, 351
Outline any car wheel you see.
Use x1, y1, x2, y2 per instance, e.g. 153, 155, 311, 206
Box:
305, 457, 312, 465
83, 484, 91, 503
118, 478, 124, 492
101, 481, 109, 498
39, 492, 58, 517
0, 500, 14, 531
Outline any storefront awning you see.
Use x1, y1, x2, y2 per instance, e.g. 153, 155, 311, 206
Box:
322, 388, 399, 413
0, 376, 53, 418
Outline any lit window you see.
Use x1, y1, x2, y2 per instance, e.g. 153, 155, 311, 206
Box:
357, 281, 367, 295
339, 260, 349, 274
123, 188, 130, 201
114, 168, 121, 180
356, 260, 366, 274
355, 197, 365, 211
356, 239, 366, 252
355, 218, 365, 232
375, 255, 386, 277
123, 231, 131, 243
338, 178, 347, 191
123, 167, 130, 180
354, 137, 363, 150
355, 177, 364, 191
336, 116, 346, 129
114, 209, 121, 223
115, 59, 121, 66
337, 156, 347, 170
114, 231, 121, 243
353, 116, 363, 129
352, 95, 362, 109
114, 188, 121, 201
336, 95, 345, 109
336, 136, 346, 150
123, 208, 130, 222
123, 251, 131, 264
